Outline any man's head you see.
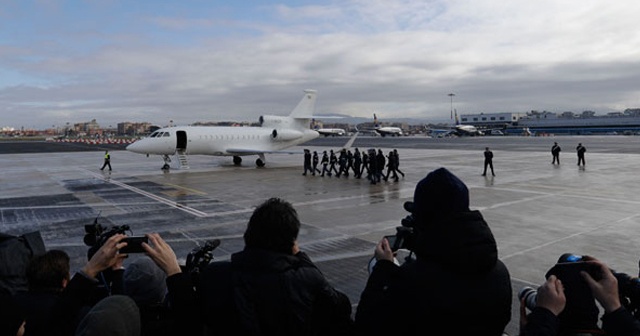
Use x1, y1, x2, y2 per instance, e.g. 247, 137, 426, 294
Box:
404, 168, 470, 224
244, 198, 300, 254
26, 249, 70, 292
123, 258, 167, 306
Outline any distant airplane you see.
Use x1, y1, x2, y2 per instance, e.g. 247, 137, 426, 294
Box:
126, 89, 321, 169
310, 118, 346, 137
372, 113, 403, 136
425, 110, 484, 137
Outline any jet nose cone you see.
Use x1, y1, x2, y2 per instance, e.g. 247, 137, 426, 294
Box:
126, 141, 141, 153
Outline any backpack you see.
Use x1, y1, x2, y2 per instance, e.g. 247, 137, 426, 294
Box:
0, 231, 46, 295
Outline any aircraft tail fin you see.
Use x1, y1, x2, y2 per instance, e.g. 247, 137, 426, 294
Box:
289, 89, 317, 119
454, 109, 460, 125
373, 113, 380, 127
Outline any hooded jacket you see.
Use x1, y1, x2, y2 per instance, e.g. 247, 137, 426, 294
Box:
355, 210, 512, 335
356, 168, 511, 336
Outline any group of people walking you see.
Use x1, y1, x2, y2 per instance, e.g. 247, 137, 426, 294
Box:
303, 148, 405, 184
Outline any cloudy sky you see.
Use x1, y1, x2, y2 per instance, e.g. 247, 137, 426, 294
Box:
2, 0, 640, 129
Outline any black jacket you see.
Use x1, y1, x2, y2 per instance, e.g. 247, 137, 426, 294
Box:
355, 210, 512, 335
181, 248, 353, 336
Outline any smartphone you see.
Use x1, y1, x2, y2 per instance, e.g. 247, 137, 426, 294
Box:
384, 235, 403, 252
120, 236, 148, 253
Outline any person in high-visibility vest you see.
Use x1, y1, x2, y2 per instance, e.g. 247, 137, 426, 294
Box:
100, 150, 112, 171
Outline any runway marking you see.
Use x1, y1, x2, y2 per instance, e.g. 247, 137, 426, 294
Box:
86, 170, 208, 217
501, 212, 640, 261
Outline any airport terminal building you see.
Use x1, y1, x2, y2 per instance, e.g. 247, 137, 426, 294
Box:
461, 110, 640, 135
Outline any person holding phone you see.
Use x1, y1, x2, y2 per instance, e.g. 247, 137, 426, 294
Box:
355, 167, 512, 336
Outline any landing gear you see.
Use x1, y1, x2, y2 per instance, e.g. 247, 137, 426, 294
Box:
256, 158, 265, 168
161, 155, 171, 170
233, 156, 242, 166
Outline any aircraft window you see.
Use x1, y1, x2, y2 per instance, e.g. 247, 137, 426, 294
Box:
150, 132, 159, 137
163, 132, 170, 137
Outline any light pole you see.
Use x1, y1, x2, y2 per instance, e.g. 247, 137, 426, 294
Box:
448, 93, 455, 120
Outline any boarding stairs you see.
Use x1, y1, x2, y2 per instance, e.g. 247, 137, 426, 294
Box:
176, 149, 189, 169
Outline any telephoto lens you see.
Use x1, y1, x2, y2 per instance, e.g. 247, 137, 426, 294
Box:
518, 286, 538, 311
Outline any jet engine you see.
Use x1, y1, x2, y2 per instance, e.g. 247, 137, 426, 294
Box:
271, 129, 303, 141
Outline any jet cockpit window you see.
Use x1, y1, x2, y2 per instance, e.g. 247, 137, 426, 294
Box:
150, 132, 159, 138
163, 132, 170, 137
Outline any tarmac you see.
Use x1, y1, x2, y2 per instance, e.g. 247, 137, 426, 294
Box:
3, 135, 640, 335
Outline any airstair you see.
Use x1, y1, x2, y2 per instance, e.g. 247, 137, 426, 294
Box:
176, 149, 189, 169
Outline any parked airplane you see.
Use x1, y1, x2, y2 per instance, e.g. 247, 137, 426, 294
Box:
425, 110, 484, 137
372, 113, 403, 136
126, 89, 321, 169
310, 118, 346, 137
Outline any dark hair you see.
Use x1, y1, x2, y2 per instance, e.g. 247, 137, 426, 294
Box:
26, 249, 70, 292
243, 198, 300, 254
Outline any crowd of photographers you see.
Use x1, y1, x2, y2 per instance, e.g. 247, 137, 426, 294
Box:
3, 167, 640, 336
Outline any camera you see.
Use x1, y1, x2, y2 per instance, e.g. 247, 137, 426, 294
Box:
83, 213, 133, 259
383, 207, 417, 253
613, 271, 640, 318
185, 239, 221, 276
518, 286, 538, 311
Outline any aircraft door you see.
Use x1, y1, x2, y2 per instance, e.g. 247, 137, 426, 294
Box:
177, 130, 187, 150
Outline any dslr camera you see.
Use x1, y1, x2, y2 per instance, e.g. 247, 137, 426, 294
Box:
384, 201, 419, 252
184, 239, 221, 285
83, 213, 147, 258
519, 253, 640, 319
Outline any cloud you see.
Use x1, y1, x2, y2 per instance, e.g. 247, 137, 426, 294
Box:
1, 0, 640, 129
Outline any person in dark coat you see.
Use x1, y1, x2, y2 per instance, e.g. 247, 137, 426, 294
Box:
522, 256, 640, 336
145, 198, 354, 336
353, 148, 362, 179
312, 151, 321, 175
328, 150, 339, 177
320, 150, 329, 177
375, 149, 385, 183
482, 147, 495, 176
355, 167, 512, 336
302, 149, 312, 176
551, 142, 561, 165
576, 143, 587, 166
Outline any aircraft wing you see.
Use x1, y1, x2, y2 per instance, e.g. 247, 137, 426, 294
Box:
342, 132, 358, 150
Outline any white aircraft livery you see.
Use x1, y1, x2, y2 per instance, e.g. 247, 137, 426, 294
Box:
373, 113, 403, 136
126, 89, 320, 169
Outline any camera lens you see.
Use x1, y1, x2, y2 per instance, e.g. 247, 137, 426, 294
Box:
518, 286, 538, 311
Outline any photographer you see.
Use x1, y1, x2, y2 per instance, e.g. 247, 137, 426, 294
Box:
144, 197, 354, 336
522, 256, 640, 336
48, 233, 129, 336
355, 167, 512, 335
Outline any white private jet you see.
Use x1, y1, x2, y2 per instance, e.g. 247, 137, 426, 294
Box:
425, 110, 483, 137
372, 113, 403, 136
126, 89, 321, 169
